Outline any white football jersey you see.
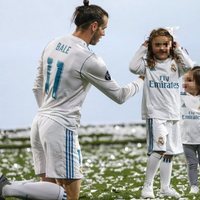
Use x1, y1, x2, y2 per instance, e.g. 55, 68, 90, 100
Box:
129, 45, 194, 120
33, 35, 143, 131
181, 92, 200, 144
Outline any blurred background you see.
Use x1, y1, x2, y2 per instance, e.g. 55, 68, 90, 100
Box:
1, 0, 200, 129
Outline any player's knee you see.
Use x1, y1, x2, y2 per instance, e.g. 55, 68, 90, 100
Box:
64, 187, 79, 200
57, 179, 81, 200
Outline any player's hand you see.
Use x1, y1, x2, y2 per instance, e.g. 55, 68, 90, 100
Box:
139, 75, 145, 80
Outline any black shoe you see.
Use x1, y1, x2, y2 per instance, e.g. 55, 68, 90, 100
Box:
0, 175, 11, 200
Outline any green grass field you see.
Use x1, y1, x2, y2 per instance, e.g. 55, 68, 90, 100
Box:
0, 143, 199, 199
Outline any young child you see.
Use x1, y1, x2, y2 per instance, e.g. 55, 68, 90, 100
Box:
181, 66, 200, 194
129, 27, 194, 198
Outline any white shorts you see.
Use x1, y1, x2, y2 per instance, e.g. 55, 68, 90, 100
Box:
146, 118, 183, 155
30, 115, 83, 179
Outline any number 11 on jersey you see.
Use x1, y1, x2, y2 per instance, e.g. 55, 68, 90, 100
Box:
45, 57, 64, 99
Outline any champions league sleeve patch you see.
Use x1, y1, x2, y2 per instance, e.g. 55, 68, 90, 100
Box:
105, 71, 111, 80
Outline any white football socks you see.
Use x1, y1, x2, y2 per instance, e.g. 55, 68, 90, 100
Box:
160, 156, 173, 189
144, 152, 162, 186
3, 181, 67, 200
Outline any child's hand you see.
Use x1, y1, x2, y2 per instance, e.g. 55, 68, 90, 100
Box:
142, 40, 149, 47
173, 41, 180, 49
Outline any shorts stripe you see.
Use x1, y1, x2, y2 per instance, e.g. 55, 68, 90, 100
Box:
66, 129, 74, 179
147, 118, 153, 154
77, 149, 81, 164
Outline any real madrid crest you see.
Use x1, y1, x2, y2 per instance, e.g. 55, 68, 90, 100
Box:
171, 64, 177, 72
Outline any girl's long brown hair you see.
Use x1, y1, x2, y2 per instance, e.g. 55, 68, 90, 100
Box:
146, 28, 174, 68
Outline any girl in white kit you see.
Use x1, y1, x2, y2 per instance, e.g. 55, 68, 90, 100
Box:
129, 27, 194, 199
181, 66, 200, 194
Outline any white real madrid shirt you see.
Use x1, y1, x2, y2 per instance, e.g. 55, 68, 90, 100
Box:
181, 92, 200, 144
33, 35, 143, 131
129, 45, 194, 120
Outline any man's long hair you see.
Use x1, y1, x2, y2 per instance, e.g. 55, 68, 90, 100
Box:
72, 0, 109, 30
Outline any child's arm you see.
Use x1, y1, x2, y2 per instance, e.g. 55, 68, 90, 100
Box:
129, 42, 147, 75
174, 42, 194, 73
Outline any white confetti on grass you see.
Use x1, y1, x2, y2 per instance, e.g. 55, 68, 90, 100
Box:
1, 125, 199, 200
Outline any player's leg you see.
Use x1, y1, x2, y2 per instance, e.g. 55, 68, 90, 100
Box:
0, 175, 67, 200
160, 120, 181, 198
56, 179, 81, 200
41, 119, 83, 199
141, 152, 163, 198
141, 118, 166, 198
1, 116, 67, 200
1, 115, 65, 200
160, 154, 180, 198
160, 154, 173, 189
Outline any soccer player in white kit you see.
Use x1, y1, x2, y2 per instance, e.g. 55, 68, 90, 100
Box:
129, 28, 194, 198
181, 66, 200, 194
28, 0, 143, 200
